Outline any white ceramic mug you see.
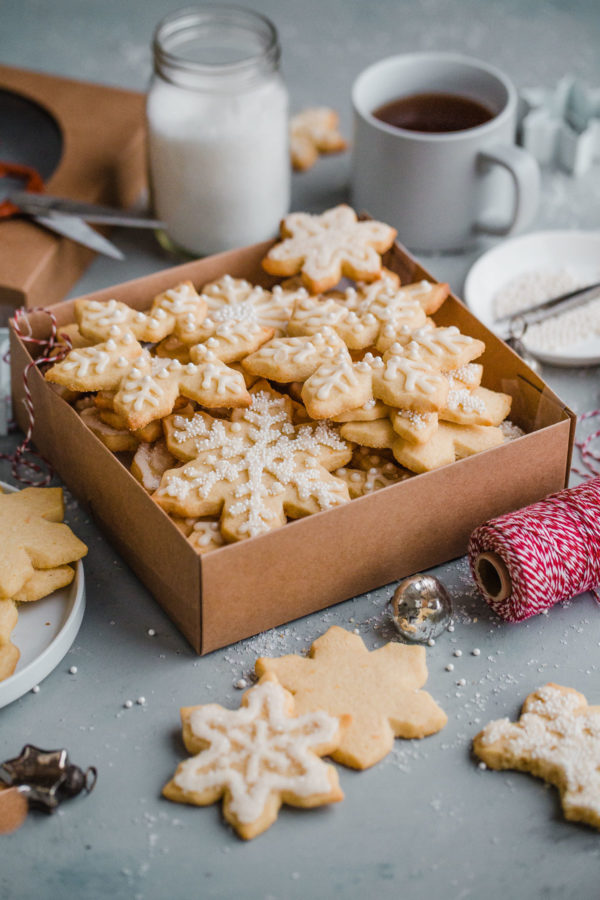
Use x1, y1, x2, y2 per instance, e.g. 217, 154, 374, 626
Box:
351, 53, 540, 252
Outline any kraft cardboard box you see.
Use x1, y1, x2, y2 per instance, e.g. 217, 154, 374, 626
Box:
0, 65, 147, 320
10, 239, 575, 654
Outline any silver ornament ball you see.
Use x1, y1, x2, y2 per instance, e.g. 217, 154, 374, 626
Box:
390, 574, 453, 643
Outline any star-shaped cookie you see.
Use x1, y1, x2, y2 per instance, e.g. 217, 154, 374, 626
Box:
474, 683, 600, 829
256, 626, 447, 769
163, 673, 347, 840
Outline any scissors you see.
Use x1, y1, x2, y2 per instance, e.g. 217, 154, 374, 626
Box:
0, 160, 164, 260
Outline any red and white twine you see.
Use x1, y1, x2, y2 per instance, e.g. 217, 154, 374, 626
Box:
0, 307, 71, 486
468, 478, 600, 622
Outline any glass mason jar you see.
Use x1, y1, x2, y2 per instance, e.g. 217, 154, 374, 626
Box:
147, 5, 290, 257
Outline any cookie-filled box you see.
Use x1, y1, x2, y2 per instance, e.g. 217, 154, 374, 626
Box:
10, 239, 575, 654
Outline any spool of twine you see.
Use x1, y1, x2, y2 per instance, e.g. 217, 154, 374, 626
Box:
468, 478, 600, 622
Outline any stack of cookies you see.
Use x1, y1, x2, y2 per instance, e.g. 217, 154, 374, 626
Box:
44, 204, 518, 553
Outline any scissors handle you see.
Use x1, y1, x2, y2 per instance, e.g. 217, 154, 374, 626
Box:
0, 161, 44, 218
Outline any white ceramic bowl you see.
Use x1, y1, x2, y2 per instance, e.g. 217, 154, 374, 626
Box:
0, 482, 86, 708
464, 230, 600, 366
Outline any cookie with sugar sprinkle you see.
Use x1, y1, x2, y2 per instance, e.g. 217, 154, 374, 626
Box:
262, 205, 397, 294
163, 673, 347, 840
474, 684, 600, 830
181, 275, 306, 362
154, 383, 352, 542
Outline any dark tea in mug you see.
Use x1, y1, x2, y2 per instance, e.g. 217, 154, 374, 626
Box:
372, 92, 495, 133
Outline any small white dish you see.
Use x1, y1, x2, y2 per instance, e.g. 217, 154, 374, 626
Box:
0, 482, 86, 709
463, 229, 600, 366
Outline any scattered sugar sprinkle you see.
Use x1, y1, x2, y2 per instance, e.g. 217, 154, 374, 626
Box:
136, 697, 146, 706
478, 761, 487, 771
472, 648, 481, 656
445, 663, 455, 672
147, 628, 156, 637
235, 678, 249, 690
31, 685, 40, 694
453, 650, 462, 658
427, 638, 435, 646
69, 666, 78, 675
124, 699, 133, 709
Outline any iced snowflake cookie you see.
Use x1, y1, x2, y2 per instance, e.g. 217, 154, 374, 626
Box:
290, 107, 347, 171
150, 281, 208, 340
75, 298, 175, 343
385, 323, 486, 367
262, 205, 397, 294
256, 626, 446, 770
45, 335, 144, 393
179, 275, 305, 362
163, 673, 347, 839
287, 278, 449, 351
112, 352, 251, 431
474, 684, 600, 829
155, 383, 352, 541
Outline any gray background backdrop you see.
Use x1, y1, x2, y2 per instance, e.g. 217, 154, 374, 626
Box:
1, 1, 600, 898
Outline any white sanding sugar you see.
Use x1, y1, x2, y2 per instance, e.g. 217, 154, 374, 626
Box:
492, 269, 584, 320
524, 298, 600, 352
493, 268, 600, 353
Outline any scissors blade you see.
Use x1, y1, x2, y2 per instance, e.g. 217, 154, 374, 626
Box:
32, 211, 125, 260
8, 190, 163, 228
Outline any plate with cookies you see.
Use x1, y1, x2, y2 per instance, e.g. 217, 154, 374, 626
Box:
0, 482, 87, 708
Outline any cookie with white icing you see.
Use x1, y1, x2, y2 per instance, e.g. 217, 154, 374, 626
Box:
155, 384, 352, 541
183, 275, 306, 362
150, 281, 208, 341
113, 351, 250, 431
474, 684, 600, 830
45, 334, 143, 393
290, 107, 347, 171
287, 277, 449, 351
75, 298, 175, 343
262, 205, 397, 294
163, 673, 347, 839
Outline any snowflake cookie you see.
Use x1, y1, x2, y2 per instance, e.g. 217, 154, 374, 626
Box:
163, 673, 347, 840
113, 351, 251, 431
155, 384, 352, 541
474, 684, 600, 829
287, 277, 449, 350
262, 205, 397, 294
75, 298, 175, 343
290, 107, 347, 171
45, 334, 144, 393
180, 275, 306, 361
256, 626, 447, 769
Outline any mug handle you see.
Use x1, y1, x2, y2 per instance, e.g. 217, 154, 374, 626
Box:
475, 144, 540, 236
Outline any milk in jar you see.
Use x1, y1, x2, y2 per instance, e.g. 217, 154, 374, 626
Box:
147, 6, 290, 257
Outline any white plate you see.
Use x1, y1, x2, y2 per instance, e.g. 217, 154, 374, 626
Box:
0, 482, 86, 709
463, 230, 600, 366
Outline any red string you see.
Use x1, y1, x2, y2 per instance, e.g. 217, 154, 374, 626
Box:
0, 308, 71, 486
468, 478, 600, 622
